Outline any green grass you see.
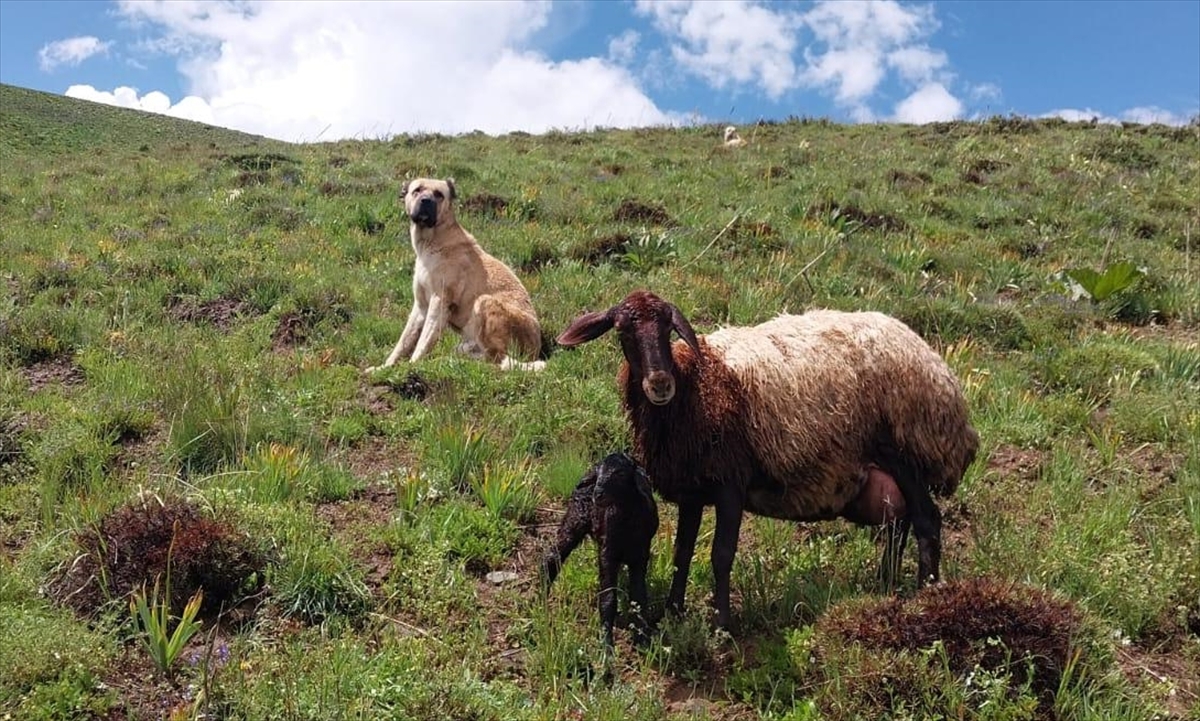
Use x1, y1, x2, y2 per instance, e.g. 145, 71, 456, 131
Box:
2, 82, 1199, 719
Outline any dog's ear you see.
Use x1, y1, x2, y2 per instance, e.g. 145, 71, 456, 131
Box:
400, 180, 410, 199
445, 178, 457, 200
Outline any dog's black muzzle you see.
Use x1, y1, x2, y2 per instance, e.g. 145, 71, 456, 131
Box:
410, 197, 438, 228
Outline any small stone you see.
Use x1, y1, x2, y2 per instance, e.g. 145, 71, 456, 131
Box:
486, 571, 519, 585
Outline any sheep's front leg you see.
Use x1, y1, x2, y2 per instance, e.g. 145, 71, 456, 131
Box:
892, 466, 942, 587
410, 294, 449, 362
667, 502, 702, 616
711, 484, 745, 630
597, 544, 620, 649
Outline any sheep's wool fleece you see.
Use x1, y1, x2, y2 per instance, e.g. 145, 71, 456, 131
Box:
703, 309, 975, 510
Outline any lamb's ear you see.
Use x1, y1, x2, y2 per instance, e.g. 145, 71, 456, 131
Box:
445, 178, 457, 200
556, 310, 614, 348
669, 304, 701, 354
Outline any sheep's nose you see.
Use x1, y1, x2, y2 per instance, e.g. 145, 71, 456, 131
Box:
643, 371, 675, 405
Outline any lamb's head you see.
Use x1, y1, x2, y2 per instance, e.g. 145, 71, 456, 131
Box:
557, 290, 701, 406
592, 453, 644, 508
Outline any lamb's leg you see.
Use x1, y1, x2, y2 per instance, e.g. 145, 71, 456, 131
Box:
540, 522, 588, 590
667, 502, 703, 616
628, 553, 652, 646
880, 518, 910, 591
711, 485, 745, 630
597, 545, 620, 650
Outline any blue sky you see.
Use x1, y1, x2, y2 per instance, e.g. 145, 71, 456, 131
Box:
1, 0, 1196, 142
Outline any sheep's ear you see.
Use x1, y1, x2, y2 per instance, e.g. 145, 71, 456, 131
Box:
445, 178, 457, 200
556, 310, 613, 347
669, 304, 701, 354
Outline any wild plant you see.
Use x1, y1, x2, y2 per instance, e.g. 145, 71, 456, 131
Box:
128, 524, 205, 679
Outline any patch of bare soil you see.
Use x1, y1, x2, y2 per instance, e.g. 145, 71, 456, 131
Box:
1119, 321, 1200, 346
961, 157, 1009, 185
168, 295, 256, 332
270, 310, 308, 351
985, 444, 1046, 485
517, 242, 558, 274
1122, 445, 1185, 502
384, 370, 433, 402
476, 507, 563, 681
98, 634, 235, 721
887, 169, 932, 190
1116, 644, 1200, 720
614, 199, 674, 226
730, 218, 777, 240
335, 434, 419, 484
22, 355, 84, 392
805, 198, 908, 233
460, 193, 509, 217
569, 232, 631, 266
663, 678, 755, 719
316, 483, 399, 593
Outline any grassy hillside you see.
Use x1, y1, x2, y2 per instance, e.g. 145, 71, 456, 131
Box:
1, 82, 1198, 720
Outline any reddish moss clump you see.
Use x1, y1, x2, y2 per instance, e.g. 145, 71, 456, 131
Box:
51, 495, 267, 619
819, 577, 1088, 701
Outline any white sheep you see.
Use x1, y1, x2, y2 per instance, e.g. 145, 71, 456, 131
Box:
557, 290, 979, 629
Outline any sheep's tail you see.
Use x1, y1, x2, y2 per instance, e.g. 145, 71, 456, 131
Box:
909, 416, 980, 498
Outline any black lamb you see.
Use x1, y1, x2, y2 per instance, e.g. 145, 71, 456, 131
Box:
541, 452, 659, 648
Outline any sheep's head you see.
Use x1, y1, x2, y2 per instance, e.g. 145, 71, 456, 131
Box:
557, 290, 700, 405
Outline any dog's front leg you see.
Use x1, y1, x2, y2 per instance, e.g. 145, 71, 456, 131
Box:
410, 294, 449, 362
367, 303, 426, 372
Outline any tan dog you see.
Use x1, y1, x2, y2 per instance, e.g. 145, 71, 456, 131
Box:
723, 126, 747, 147
367, 178, 545, 372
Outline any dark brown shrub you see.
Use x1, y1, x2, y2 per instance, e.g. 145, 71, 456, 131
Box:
50, 496, 267, 618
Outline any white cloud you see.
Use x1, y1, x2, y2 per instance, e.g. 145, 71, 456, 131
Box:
1042, 108, 1110, 123
65, 84, 215, 125
1040, 106, 1192, 127
39, 36, 112, 72
969, 82, 1002, 103
634, 0, 803, 99
893, 82, 963, 123
636, 0, 971, 123
886, 46, 947, 85
608, 30, 640, 66
75, 0, 672, 141
1119, 106, 1190, 126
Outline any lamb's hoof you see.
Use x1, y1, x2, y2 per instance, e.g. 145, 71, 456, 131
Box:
631, 626, 655, 649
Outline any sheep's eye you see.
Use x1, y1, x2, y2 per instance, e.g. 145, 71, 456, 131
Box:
433, 190, 444, 200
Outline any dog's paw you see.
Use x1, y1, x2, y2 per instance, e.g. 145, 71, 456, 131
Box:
500, 357, 546, 372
